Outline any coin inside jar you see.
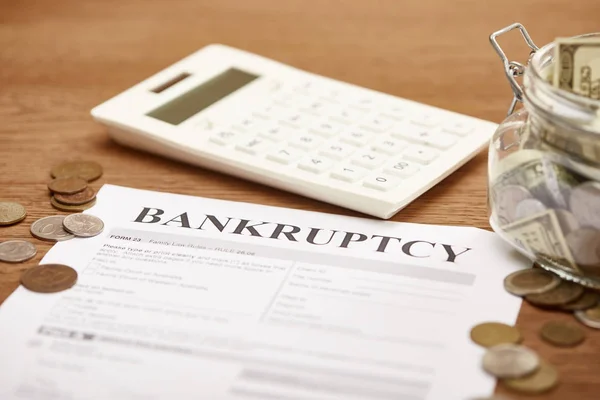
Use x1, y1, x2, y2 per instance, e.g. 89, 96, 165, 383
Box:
0, 240, 37, 263
503, 269, 561, 296
20, 264, 78, 293
47, 177, 87, 195
53, 187, 96, 206
0, 201, 26, 226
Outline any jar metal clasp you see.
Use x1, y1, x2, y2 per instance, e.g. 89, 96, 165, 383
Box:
489, 23, 540, 116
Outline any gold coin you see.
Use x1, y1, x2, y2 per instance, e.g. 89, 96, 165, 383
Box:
50, 197, 96, 212
0, 201, 26, 226
54, 187, 96, 206
50, 160, 103, 182
20, 264, 78, 293
574, 305, 600, 329
502, 361, 558, 394
47, 177, 87, 194
540, 320, 585, 347
560, 290, 599, 311
470, 322, 522, 348
503, 269, 561, 296
525, 281, 584, 307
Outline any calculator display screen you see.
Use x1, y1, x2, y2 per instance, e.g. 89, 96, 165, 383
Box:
147, 68, 259, 125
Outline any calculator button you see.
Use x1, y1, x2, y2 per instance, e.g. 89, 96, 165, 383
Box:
310, 120, 344, 138
351, 151, 387, 169
301, 100, 336, 116
339, 129, 374, 146
209, 130, 242, 145
330, 165, 368, 183
319, 142, 356, 160
363, 174, 401, 191
279, 111, 316, 129
289, 134, 323, 150
403, 145, 439, 165
329, 107, 367, 125
443, 121, 474, 137
359, 116, 394, 133
410, 113, 440, 128
257, 123, 294, 142
380, 106, 407, 121
384, 160, 420, 177
392, 126, 457, 149
298, 156, 335, 174
233, 117, 263, 132
253, 103, 287, 119
348, 97, 377, 111
235, 137, 272, 155
267, 147, 304, 164
371, 136, 409, 155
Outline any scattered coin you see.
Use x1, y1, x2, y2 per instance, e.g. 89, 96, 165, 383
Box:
574, 305, 600, 329
0, 240, 37, 263
53, 187, 96, 206
524, 281, 584, 307
47, 177, 88, 195
20, 264, 78, 293
0, 201, 26, 226
62, 213, 104, 237
502, 361, 559, 394
503, 269, 561, 296
560, 290, 599, 311
470, 322, 522, 348
50, 160, 103, 182
540, 320, 585, 347
50, 197, 96, 212
30, 216, 74, 242
482, 344, 540, 379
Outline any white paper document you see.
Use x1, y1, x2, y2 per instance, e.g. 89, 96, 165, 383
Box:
0, 185, 526, 400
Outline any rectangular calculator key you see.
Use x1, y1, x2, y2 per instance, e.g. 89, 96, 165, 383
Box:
310, 119, 344, 138
279, 111, 316, 128
403, 145, 439, 165
363, 174, 402, 191
319, 142, 356, 160
359, 116, 394, 133
384, 160, 420, 177
235, 137, 272, 155
266, 147, 304, 165
301, 100, 338, 116
392, 126, 457, 149
233, 116, 263, 132
329, 107, 367, 125
380, 105, 407, 121
256, 123, 294, 142
371, 136, 409, 155
289, 133, 323, 150
410, 113, 441, 128
330, 165, 368, 183
253, 103, 287, 119
209, 130, 243, 145
339, 129, 374, 146
348, 97, 377, 111
351, 151, 387, 169
298, 156, 335, 174
443, 120, 475, 137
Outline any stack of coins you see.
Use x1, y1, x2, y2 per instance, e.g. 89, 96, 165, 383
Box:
48, 160, 102, 212
470, 322, 562, 395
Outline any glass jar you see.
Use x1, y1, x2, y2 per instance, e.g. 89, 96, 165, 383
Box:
487, 23, 600, 288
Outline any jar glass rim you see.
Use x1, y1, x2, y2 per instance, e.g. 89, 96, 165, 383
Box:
529, 32, 600, 107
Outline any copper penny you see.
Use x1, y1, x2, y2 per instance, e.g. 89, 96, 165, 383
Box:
560, 290, 599, 311
47, 177, 88, 194
54, 187, 96, 205
525, 281, 584, 307
540, 321, 585, 347
20, 264, 78, 293
50, 197, 96, 212
50, 160, 103, 182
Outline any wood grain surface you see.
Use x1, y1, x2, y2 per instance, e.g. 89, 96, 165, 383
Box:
1, 0, 600, 398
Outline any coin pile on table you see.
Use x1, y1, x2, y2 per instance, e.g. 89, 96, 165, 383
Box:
48, 160, 102, 212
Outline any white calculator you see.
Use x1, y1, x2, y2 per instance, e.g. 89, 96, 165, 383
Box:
91, 44, 496, 219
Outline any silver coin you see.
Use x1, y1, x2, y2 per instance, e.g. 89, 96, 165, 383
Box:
569, 182, 600, 230
30, 216, 75, 242
495, 185, 533, 225
554, 209, 580, 236
566, 228, 600, 267
62, 214, 104, 237
515, 198, 547, 220
0, 240, 37, 263
574, 307, 600, 329
482, 344, 539, 378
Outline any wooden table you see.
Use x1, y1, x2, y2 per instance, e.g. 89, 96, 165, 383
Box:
1, 0, 599, 398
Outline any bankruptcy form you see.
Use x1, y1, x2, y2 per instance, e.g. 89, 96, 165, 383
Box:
0, 185, 526, 400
